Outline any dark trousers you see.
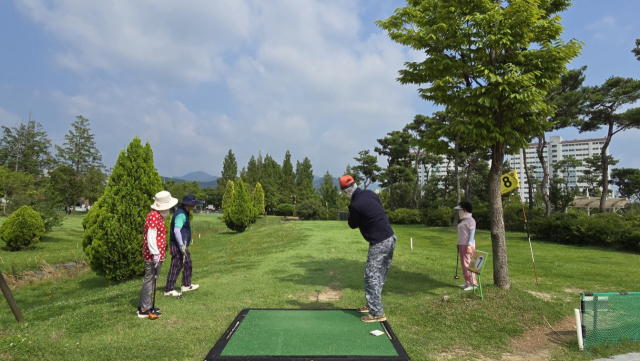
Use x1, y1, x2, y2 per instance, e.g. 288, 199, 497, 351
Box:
364, 235, 396, 316
164, 244, 192, 292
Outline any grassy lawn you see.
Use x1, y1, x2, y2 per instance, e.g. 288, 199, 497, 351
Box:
1, 213, 639, 360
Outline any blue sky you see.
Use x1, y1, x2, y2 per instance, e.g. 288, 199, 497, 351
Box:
0, 1, 638, 179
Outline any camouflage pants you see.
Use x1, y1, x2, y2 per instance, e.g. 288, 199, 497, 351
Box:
364, 235, 396, 316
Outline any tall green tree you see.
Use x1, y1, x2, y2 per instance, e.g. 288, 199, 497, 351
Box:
318, 171, 339, 209
253, 182, 265, 216
295, 157, 315, 203
353, 150, 381, 190
217, 149, 238, 188
82, 137, 162, 282
261, 154, 283, 213
222, 180, 235, 214
578, 155, 618, 197
0, 117, 54, 176
48, 164, 83, 212
226, 179, 253, 232
281, 151, 296, 203
611, 168, 640, 202
246, 155, 261, 185
378, 0, 582, 288
56, 115, 103, 176
375, 130, 414, 210
83, 165, 107, 204
535, 67, 587, 216
580, 77, 640, 212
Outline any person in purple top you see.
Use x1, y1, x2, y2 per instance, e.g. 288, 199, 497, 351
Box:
455, 201, 477, 291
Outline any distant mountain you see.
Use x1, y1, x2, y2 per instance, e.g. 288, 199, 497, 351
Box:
175, 171, 217, 183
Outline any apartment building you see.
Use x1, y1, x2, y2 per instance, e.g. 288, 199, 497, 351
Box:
508, 135, 608, 201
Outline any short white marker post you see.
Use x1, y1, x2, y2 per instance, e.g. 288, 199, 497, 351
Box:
575, 308, 584, 350
199, 233, 201, 239
410, 238, 413, 250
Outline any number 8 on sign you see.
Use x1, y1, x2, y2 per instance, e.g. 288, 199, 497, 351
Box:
500, 170, 520, 194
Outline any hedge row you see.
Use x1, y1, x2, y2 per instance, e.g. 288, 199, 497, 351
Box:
530, 213, 640, 252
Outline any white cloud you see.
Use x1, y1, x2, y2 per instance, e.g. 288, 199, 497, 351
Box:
0, 107, 23, 127
14, 0, 432, 176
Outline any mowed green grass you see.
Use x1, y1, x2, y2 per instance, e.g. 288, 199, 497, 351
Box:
0, 215, 86, 273
1, 214, 639, 360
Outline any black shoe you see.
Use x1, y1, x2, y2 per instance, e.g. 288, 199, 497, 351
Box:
138, 307, 160, 313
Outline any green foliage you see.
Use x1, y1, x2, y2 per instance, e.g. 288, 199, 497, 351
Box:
252, 182, 265, 217
31, 200, 64, 232
353, 150, 381, 190
0, 117, 54, 176
81, 137, 162, 282
531, 212, 640, 252
295, 157, 315, 203
423, 206, 454, 227
48, 164, 83, 208
55, 115, 104, 175
222, 180, 235, 228
281, 150, 296, 201
0, 205, 45, 250
261, 154, 283, 213
276, 203, 295, 217
226, 179, 253, 232
501, 203, 544, 232
611, 168, 640, 202
387, 208, 421, 225
318, 171, 339, 209
375, 130, 414, 210
634, 39, 640, 61
296, 199, 324, 220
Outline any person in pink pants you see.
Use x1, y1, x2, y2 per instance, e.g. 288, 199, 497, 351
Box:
455, 201, 476, 291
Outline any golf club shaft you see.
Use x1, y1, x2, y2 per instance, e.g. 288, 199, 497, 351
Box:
455, 246, 460, 279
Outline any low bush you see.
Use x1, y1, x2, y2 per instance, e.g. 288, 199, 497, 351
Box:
530, 212, 640, 252
276, 203, 295, 217
0, 205, 46, 251
423, 206, 454, 227
296, 199, 324, 220
387, 208, 421, 224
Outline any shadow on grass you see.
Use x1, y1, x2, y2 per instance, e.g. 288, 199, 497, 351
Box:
279, 258, 450, 296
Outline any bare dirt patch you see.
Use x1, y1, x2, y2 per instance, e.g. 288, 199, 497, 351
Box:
308, 288, 344, 302
436, 316, 577, 360
564, 287, 584, 294
526, 290, 553, 301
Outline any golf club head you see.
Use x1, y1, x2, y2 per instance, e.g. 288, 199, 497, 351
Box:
454, 275, 460, 279
177, 294, 184, 299
148, 313, 159, 320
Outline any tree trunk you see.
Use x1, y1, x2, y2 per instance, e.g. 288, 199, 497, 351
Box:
490, 142, 510, 289
443, 158, 451, 199
465, 157, 473, 201
455, 140, 461, 203
536, 136, 551, 216
413, 150, 421, 209
522, 147, 534, 212
388, 161, 394, 210
600, 122, 614, 213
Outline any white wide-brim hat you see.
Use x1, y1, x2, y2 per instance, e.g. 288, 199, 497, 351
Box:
151, 191, 178, 211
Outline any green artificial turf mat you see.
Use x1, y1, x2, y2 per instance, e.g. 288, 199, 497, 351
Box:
219, 310, 399, 357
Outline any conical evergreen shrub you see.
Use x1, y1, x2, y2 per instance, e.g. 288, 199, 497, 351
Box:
251, 182, 265, 223
222, 180, 235, 230
228, 179, 253, 232
82, 137, 162, 282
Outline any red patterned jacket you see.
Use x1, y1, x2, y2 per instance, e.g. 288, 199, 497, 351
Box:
143, 210, 167, 262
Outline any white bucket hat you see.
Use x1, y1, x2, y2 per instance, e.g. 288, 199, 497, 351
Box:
151, 191, 178, 211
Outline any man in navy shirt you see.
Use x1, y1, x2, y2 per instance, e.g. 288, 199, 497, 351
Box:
340, 175, 397, 322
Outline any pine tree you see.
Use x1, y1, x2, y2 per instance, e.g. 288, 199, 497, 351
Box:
295, 157, 315, 203
81, 137, 162, 282
56, 115, 104, 176
253, 182, 265, 217
222, 180, 235, 230
281, 150, 296, 203
227, 179, 253, 232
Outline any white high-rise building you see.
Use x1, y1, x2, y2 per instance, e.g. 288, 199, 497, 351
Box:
508, 135, 608, 201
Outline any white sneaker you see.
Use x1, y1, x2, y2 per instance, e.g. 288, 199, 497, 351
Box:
181, 284, 199, 292
462, 284, 475, 291
459, 284, 469, 289
164, 290, 182, 297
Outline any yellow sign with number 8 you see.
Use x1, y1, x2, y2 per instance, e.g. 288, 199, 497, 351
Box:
500, 170, 520, 194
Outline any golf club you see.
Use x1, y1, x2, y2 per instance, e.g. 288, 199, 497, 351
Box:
149, 262, 159, 320
454, 247, 460, 280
